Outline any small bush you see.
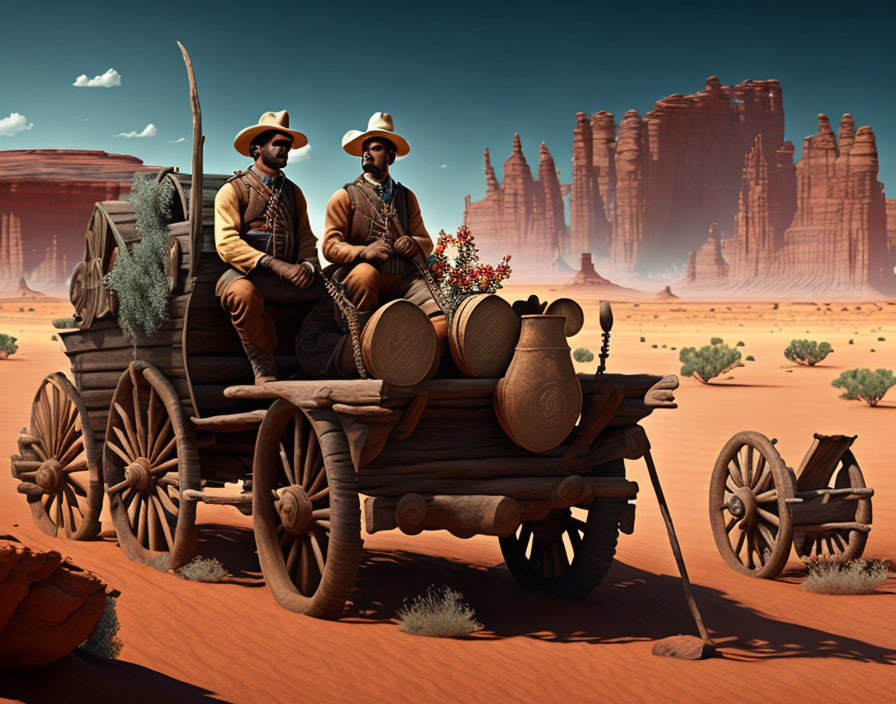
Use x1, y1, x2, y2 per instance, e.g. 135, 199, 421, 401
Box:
396, 585, 482, 637
670, 347, 676, 351
802, 559, 889, 595
746, 355, 755, 361
572, 347, 594, 363
177, 556, 230, 582
849, 339, 854, 344
651, 344, 658, 349
79, 596, 123, 659
52, 317, 76, 329
27, 307, 34, 312
736, 341, 745, 347
710, 337, 723, 345
877, 337, 886, 342
50, 334, 58, 341
831, 368, 896, 406
871, 349, 876, 353
784, 339, 833, 366
0, 333, 18, 359
679, 344, 743, 384
639, 336, 646, 343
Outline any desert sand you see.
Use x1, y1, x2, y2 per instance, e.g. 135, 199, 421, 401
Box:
2, 290, 895, 703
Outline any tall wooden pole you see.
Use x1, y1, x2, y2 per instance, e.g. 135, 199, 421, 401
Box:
177, 41, 204, 287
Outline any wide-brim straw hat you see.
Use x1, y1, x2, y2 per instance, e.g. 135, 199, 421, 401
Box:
233, 110, 308, 157
341, 112, 410, 157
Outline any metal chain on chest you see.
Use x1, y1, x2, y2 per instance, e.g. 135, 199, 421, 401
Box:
320, 273, 368, 379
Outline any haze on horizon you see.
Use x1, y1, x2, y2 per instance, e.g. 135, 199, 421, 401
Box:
1, 0, 893, 236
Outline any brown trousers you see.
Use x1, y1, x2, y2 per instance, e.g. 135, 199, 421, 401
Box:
341, 261, 439, 316
220, 268, 323, 354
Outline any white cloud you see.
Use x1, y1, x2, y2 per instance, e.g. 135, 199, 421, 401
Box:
0, 113, 33, 136
115, 123, 157, 138
288, 144, 311, 163
168, 137, 185, 143
440, 164, 448, 168
73, 68, 122, 88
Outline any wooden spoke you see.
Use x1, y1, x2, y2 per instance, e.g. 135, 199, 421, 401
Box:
728, 459, 744, 487
137, 498, 148, 547
63, 460, 89, 474
756, 522, 776, 550
308, 533, 326, 575
152, 435, 177, 466
742, 446, 754, 487
107, 440, 133, 466
307, 460, 327, 497
299, 542, 313, 593
155, 485, 179, 517
107, 478, 130, 495
147, 496, 160, 551
315, 519, 331, 531
127, 493, 141, 527
725, 516, 740, 534
152, 496, 175, 552
64, 483, 84, 519
149, 418, 173, 462
114, 403, 141, 461
58, 436, 84, 468
311, 508, 330, 520
303, 431, 319, 489
294, 419, 306, 487
112, 426, 136, 462
60, 491, 74, 538
285, 538, 300, 575
151, 457, 179, 474
756, 507, 779, 526
147, 388, 161, 446
754, 489, 778, 503
132, 384, 147, 457
279, 446, 295, 485
752, 455, 768, 490
308, 487, 329, 502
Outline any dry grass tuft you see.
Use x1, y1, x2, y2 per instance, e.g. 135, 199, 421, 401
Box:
79, 596, 123, 659
802, 559, 889, 595
177, 556, 230, 582
396, 585, 482, 637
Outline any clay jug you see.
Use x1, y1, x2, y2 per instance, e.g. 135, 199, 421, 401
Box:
494, 315, 583, 453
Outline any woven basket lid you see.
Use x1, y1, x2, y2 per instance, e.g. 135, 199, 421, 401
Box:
545, 298, 585, 337
450, 294, 520, 378
362, 300, 437, 386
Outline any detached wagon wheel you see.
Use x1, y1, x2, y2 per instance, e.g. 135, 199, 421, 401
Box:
499, 482, 622, 598
709, 431, 794, 578
253, 399, 362, 618
793, 451, 870, 563
10, 373, 102, 539
103, 362, 199, 569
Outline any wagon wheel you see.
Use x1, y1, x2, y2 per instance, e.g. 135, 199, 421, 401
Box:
709, 431, 794, 578
253, 399, 362, 618
103, 362, 199, 569
499, 461, 622, 598
10, 373, 102, 539
793, 450, 870, 564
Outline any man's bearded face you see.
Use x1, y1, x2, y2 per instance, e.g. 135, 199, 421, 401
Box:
256, 132, 293, 170
361, 139, 393, 178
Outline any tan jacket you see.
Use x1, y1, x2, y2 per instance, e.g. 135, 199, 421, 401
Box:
214, 172, 320, 273
322, 178, 433, 264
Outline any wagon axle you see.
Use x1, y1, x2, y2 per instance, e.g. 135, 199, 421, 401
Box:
34, 460, 65, 495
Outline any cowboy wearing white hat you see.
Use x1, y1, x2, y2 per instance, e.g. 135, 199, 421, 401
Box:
214, 110, 323, 383
321, 112, 446, 374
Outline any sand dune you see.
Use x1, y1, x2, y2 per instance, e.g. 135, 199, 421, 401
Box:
2, 295, 895, 703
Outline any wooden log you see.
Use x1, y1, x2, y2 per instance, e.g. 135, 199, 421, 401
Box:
191, 409, 266, 432
581, 477, 639, 502
365, 494, 521, 538
16, 482, 43, 499
360, 456, 567, 482
562, 426, 651, 473
642, 374, 679, 409
69, 346, 185, 375
568, 385, 624, 448
61, 322, 184, 353
360, 475, 635, 501
181, 489, 253, 507
794, 487, 874, 500
790, 500, 862, 526
390, 392, 429, 441
794, 522, 871, 533
224, 379, 386, 406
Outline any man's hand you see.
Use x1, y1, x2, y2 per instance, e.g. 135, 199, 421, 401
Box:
266, 258, 314, 288
359, 239, 392, 262
393, 236, 421, 258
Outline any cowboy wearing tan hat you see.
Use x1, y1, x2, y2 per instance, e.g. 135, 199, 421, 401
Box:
214, 110, 323, 383
322, 112, 446, 373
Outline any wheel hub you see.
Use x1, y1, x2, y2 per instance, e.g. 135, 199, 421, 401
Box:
125, 457, 153, 493
277, 485, 313, 536
729, 487, 757, 524
35, 459, 64, 494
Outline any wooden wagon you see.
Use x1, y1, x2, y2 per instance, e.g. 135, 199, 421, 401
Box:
9, 166, 679, 618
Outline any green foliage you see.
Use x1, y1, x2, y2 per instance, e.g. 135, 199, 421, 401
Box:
104, 174, 174, 341
802, 559, 889, 595
831, 368, 896, 407
396, 585, 482, 637
50, 334, 58, 341
736, 341, 745, 347
79, 596, 123, 659
639, 336, 645, 343
746, 355, 755, 361
177, 556, 230, 582
848, 339, 854, 344
877, 336, 886, 342
572, 347, 594, 363
679, 343, 743, 384
52, 317, 76, 328
710, 337, 723, 345
784, 339, 833, 366
0, 333, 18, 358
651, 344, 658, 349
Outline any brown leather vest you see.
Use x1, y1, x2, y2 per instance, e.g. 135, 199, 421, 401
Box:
226, 169, 298, 262
344, 177, 412, 276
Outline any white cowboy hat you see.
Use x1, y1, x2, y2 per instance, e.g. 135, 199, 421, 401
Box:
341, 112, 410, 157
233, 110, 308, 157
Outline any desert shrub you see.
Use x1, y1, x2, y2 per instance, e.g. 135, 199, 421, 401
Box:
831, 368, 896, 406
710, 337, 723, 345
0, 333, 18, 359
639, 336, 646, 343
50, 334, 58, 341
146, 554, 171, 572
52, 317, 75, 328
802, 559, 889, 595
79, 596, 123, 659
27, 307, 34, 312
877, 336, 886, 342
736, 341, 745, 347
396, 585, 482, 637
746, 355, 755, 361
670, 346, 676, 351
871, 349, 876, 353
784, 339, 833, 366
18, 307, 23, 312
104, 174, 174, 341
679, 344, 743, 384
176, 556, 230, 582
849, 339, 854, 344
651, 344, 658, 349
572, 347, 594, 363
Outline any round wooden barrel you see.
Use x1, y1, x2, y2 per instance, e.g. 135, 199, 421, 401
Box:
361, 300, 437, 386
545, 298, 584, 337
449, 294, 520, 378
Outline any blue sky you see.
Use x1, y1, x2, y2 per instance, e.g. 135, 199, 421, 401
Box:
2, 0, 894, 235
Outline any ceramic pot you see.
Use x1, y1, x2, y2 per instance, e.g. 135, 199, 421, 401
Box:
494, 315, 583, 452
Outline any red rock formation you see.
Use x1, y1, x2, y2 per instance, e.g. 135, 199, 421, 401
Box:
0, 211, 25, 289
569, 113, 611, 257
611, 110, 648, 272
0, 149, 160, 290
463, 136, 570, 271
887, 198, 896, 266
683, 223, 730, 286
0, 537, 111, 669
568, 253, 612, 286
